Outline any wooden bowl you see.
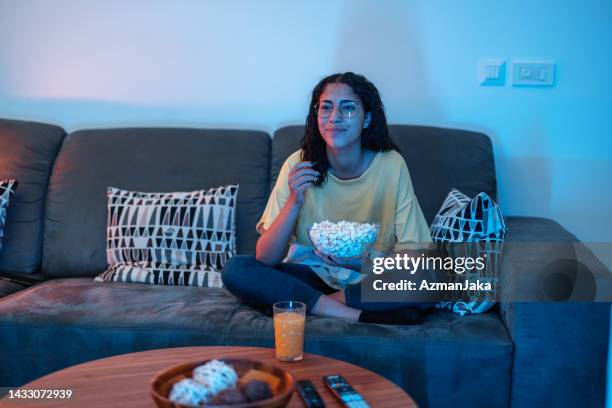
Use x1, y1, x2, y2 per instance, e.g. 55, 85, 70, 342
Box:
151, 358, 295, 408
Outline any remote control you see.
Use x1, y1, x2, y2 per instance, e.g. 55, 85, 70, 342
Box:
297, 380, 326, 408
322, 375, 370, 408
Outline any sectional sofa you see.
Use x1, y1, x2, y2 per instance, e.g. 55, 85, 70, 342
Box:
0, 118, 609, 408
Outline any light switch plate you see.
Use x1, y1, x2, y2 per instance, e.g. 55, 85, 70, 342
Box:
512, 61, 555, 86
479, 59, 505, 86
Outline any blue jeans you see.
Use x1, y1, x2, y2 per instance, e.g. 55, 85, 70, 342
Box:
222, 255, 435, 314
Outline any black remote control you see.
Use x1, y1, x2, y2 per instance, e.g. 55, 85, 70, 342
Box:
322, 375, 370, 408
297, 380, 326, 408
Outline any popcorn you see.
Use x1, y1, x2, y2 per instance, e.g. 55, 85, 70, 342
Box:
169, 360, 238, 405
309, 220, 378, 258
193, 359, 238, 396
169, 378, 212, 406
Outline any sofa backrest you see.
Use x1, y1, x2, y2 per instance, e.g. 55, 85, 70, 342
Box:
42, 128, 270, 278
0, 119, 65, 274
272, 125, 497, 225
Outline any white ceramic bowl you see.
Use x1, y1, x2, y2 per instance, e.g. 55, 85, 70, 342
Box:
307, 221, 380, 263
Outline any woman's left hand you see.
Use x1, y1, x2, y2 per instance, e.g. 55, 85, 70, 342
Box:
314, 250, 363, 272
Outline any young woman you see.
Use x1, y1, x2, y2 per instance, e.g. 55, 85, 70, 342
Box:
222, 72, 434, 324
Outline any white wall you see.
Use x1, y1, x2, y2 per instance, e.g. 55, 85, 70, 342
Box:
0, 0, 610, 266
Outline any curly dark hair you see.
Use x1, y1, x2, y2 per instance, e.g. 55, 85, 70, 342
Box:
301, 72, 399, 186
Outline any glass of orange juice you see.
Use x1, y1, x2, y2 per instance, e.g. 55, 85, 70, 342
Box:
273, 301, 306, 362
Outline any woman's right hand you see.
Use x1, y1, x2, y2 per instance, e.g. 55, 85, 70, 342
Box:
288, 161, 319, 206
256, 161, 319, 265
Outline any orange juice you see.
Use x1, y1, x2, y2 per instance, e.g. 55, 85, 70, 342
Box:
273, 311, 305, 362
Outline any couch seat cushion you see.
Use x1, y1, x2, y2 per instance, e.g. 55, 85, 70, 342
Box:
227, 299, 513, 407
0, 278, 238, 329
0, 278, 512, 407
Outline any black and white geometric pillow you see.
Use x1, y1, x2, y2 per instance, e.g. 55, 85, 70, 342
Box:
430, 188, 507, 316
0, 179, 18, 251
95, 185, 238, 288
430, 188, 507, 243
96, 262, 223, 288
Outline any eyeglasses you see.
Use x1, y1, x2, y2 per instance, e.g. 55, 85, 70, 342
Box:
314, 101, 362, 119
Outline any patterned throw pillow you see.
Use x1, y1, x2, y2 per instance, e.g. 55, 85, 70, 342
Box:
95, 185, 238, 288
0, 179, 18, 251
430, 188, 507, 316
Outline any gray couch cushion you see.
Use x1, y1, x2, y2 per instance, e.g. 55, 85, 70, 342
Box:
0, 278, 240, 387
272, 125, 497, 225
43, 128, 270, 278
0, 119, 65, 274
0, 278, 512, 407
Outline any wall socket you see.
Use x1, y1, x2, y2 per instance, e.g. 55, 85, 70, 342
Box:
512, 61, 555, 86
479, 59, 505, 86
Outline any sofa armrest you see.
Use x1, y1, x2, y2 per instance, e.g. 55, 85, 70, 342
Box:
0, 277, 29, 298
0, 272, 43, 287
498, 216, 610, 408
0, 272, 45, 298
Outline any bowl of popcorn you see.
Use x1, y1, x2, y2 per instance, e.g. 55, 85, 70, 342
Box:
307, 220, 380, 262
151, 358, 295, 407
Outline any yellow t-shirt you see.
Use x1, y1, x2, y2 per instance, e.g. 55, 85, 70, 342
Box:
256, 149, 432, 288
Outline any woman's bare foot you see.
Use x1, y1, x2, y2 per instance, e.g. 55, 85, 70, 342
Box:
311, 294, 360, 321
328, 290, 346, 304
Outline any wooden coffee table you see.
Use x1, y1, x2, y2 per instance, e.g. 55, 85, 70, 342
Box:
1, 346, 416, 407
